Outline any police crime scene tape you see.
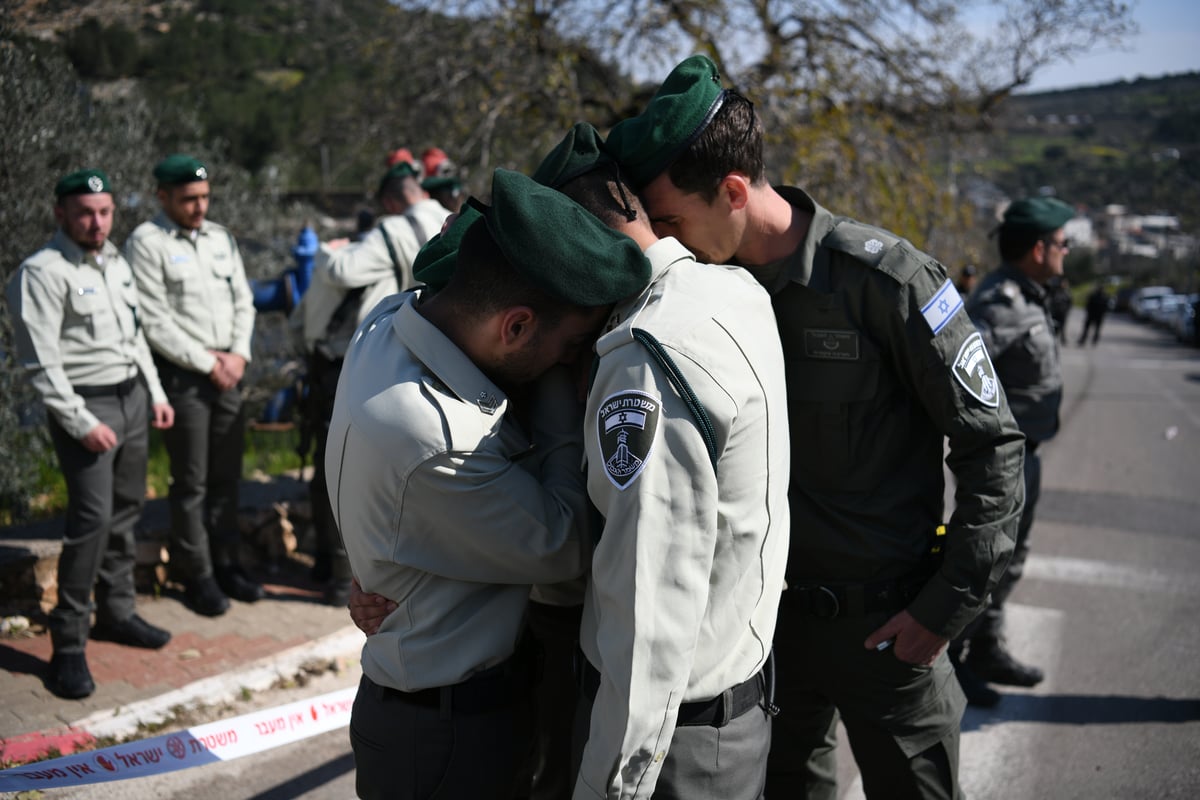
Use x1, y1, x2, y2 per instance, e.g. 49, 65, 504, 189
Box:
0, 685, 356, 793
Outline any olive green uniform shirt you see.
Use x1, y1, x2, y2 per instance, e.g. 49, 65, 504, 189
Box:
767, 187, 1025, 639
7, 231, 167, 440
326, 292, 591, 691
125, 212, 255, 373
966, 263, 1063, 443
576, 238, 790, 799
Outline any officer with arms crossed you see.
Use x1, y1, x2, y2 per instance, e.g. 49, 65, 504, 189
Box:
607, 55, 1026, 799
126, 154, 261, 616
7, 169, 175, 699
327, 168, 650, 800
951, 197, 1073, 706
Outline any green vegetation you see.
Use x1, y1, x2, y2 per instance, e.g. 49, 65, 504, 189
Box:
14, 428, 305, 525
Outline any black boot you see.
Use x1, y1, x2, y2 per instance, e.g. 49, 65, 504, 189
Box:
92, 614, 172, 649
965, 637, 1044, 687
187, 575, 231, 617
215, 564, 265, 603
48, 652, 95, 699
950, 649, 1001, 707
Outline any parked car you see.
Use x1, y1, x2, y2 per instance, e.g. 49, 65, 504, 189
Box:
1170, 293, 1199, 343
1129, 286, 1175, 321
1150, 294, 1188, 328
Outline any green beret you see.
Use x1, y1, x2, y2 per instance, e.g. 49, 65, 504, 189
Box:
473, 168, 650, 306
55, 168, 111, 197
421, 175, 461, 194
379, 160, 419, 194
606, 54, 726, 188
153, 154, 209, 185
1001, 197, 1074, 234
412, 205, 481, 294
531, 122, 612, 188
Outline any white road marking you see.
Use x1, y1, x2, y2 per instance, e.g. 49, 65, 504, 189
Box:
1024, 554, 1197, 595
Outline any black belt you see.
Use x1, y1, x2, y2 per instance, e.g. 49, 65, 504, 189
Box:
581, 663, 763, 729
73, 374, 140, 398
783, 571, 930, 619
368, 653, 533, 714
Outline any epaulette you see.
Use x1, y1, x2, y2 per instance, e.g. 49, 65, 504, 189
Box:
23, 248, 59, 271
979, 279, 1022, 306
822, 218, 920, 284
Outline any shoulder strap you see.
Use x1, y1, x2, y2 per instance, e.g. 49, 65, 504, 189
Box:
379, 213, 429, 290
631, 327, 719, 473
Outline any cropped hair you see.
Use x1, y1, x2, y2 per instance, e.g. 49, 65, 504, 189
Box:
666, 91, 765, 201
557, 165, 645, 229
997, 226, 1044, 264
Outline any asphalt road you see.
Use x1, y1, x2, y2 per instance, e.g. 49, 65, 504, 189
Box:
34, 313, 1200, 800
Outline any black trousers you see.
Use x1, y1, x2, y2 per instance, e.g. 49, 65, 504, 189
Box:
155, 358, 245, 579
47, 380, 149, 653
351, 673, 534, 800
765, 605, 964, 800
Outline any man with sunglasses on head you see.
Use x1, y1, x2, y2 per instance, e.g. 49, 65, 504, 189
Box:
951, 197, 1074, 707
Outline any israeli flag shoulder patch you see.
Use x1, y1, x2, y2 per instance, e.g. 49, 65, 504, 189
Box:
921, 278, 964, 335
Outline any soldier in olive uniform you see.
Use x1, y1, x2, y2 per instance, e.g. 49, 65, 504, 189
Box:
952, 198, 1073, 706
328, 169, 650, 800
126, 154, 261, 617
607, 55, 1026, 799
7, 169, 175, 699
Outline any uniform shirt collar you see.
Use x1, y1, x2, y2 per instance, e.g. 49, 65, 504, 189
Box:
999, 262, 1048, 303
51, 229, 118, 269
598, 237, 686, 338
392, 293, 510, 416
153, 210, 210, 239
772, 185, 835, 291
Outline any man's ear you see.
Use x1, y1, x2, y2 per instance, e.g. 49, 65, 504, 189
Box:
497, 306, 538, 348
721, 173, 752, 212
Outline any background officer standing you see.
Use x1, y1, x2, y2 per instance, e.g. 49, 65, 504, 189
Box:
953, 197, 1074, 706
126, 154, 261, 617
607, 54, 1026, 799
294, 156, 450, 602
7, 169, 175, 699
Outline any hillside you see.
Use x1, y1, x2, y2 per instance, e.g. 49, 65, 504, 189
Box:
981, 72, 1200, 227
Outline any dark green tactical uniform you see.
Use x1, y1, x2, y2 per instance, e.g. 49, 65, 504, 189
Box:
765, 187, 1026, 800
962, 263, 1061, 643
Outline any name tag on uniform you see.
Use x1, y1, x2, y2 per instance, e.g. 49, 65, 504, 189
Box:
803, 329, 859, 361
170, 255, 189, 264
